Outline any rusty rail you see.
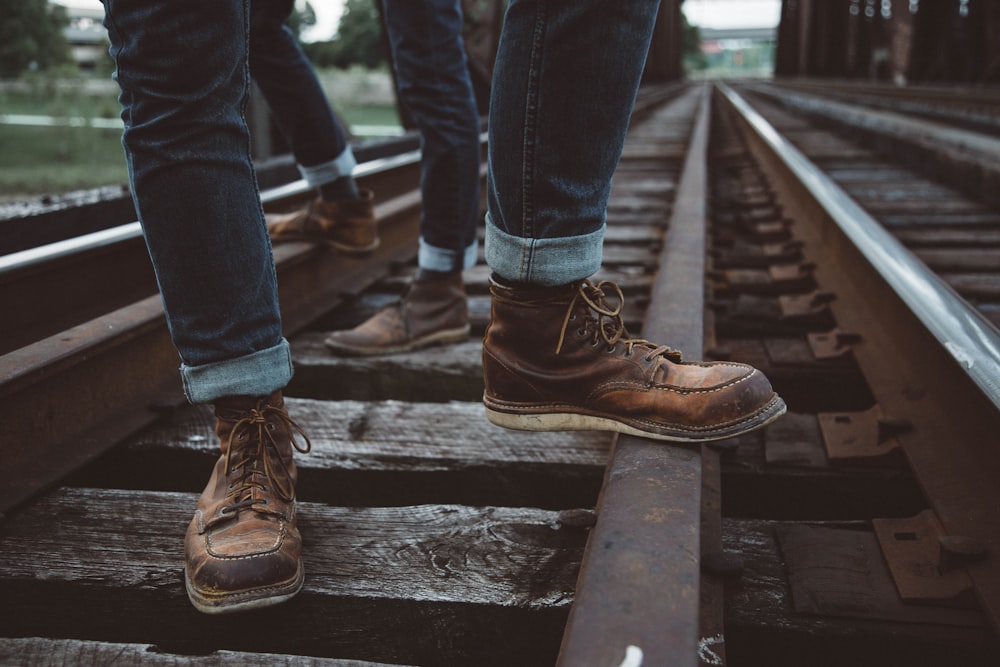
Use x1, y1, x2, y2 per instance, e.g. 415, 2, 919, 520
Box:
557, 83, 713, 667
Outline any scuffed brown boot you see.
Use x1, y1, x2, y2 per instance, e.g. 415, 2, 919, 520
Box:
184, 392, 311, 614
482, 276, 786, 442
266, 189, 378, 254
324, 271, 470, 356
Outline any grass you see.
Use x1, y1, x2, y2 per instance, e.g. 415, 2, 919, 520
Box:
0, 124, 129, 198
0, 69, 402, 201
338, 105, 403, 133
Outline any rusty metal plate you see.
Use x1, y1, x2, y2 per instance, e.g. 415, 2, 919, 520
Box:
873, 510, 982, 610
779, 291, 835, 319
808, 328, 863, 360
818, 405, 906, 465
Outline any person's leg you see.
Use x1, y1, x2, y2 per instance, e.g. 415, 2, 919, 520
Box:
383, 0, 481, 273
485, 0, 660, 285
102, 0, 309, 613
481, 0, 786, 441
324, 0, 480, 356
251, 0, 378, 253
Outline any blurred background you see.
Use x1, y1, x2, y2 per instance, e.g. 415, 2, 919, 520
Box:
0, 0, 777, 202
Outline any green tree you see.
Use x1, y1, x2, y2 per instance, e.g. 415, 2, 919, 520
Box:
0, 0, 72, 78
321, 0, 385, 69
681, 13, 707, 72
285, 1, 317, 40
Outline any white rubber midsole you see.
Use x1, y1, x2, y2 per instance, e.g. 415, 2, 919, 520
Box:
484, 407, 706, 443
485, 396, 786, 443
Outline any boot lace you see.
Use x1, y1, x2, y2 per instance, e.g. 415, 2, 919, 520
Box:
556, 280, 684, 364
221, 402, 312, 515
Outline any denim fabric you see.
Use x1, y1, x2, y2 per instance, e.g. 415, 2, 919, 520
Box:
298, 150, 357, 190
102, 0, 292, 403
485, 0, 661, 286
382, 0, 482, 272
249, 0, 357, 179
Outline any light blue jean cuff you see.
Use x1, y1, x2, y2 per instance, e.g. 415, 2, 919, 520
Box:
181, 338, 294, 404
484, 212, 604, 286
418, 236, 479, 272
298, 146, 357, 188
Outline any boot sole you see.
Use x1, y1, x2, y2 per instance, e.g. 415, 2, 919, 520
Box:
325, 324, 471, 356
184, 563, 304, 615
484, 394, 787, 443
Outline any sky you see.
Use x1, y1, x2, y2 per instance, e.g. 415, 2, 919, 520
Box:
682, 0, 782, 30
54, 0, 782, 42
301, 0, 782, 42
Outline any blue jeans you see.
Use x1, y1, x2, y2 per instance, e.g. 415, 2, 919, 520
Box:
102, 0, 292, 404
382, 0, 482, 273
485, 0, 662, 285
250, 0, 357, 187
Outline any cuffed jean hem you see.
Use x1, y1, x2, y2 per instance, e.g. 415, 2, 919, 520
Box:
181, 338, 294, 404
484, 212, 604, 286
419, 236, 479, 272
298, 147, 357, 189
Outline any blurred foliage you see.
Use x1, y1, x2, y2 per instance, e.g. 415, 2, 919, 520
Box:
0, 0, 73, 78
682, 12, 707, 72
286, 1, 317, 39
300, 0, 386, 70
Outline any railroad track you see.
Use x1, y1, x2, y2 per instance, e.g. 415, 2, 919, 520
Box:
2, 81, 999, 666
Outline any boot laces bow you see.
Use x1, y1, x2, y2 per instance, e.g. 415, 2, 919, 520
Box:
221, 402, 312, 515
556, 280, 684, 364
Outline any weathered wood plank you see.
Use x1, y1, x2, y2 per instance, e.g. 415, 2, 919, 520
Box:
716, 413, 924, 521
0, 638, 410, 667
914, 248, 1000, 272
0, 488, 585, 666
316, 296, 647, 339
373, 264, 655, 296
715, 337, 873, 413
71, 399, 611, 509
287, 339, 484, 402
722, 519, 999, 667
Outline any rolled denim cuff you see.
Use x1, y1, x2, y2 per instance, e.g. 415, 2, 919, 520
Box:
181, 339, 294, 404
484, 212, 604, 286
298, 146, 357, 188
418, 236, 479, 272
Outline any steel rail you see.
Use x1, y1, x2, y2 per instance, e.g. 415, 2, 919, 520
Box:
721, 83, 1000, 412
720, 82, 1000, 633
0, 147, 436, 356
557, 83, 712, 667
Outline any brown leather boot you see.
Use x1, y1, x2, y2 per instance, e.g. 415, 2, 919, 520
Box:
482, 276, 786, 442
184, 392, 311, 614
266, 189, 378, 254
324, 271, 470, 355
